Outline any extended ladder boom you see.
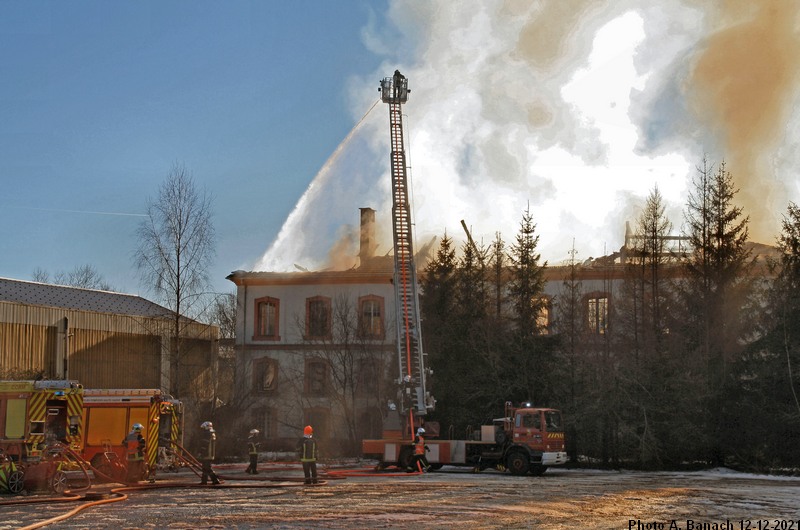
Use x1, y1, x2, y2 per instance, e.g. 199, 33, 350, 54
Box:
380, 71, 431, 419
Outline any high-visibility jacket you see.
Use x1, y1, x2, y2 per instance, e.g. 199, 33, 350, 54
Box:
414, 435, 426, 455
248, 441, 258, 456
299, 437, 317, 463
124, 432, 145, 461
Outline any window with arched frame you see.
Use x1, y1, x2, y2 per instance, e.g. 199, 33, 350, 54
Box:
253, 296, 280, 341
533, 295, 552, 335
255, 407, 277, 439
305, 296, 331, 340
304, 358, 329, 397
358, 295, 384, 340
585, 292, 609, 335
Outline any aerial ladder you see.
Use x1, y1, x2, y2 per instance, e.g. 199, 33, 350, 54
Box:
364, 74, 568, 474
379, 71, 434, 437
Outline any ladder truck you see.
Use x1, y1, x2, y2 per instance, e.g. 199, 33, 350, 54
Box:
383, 70, 434, 426
362, 71, 435, 466
362, 72, 568, 476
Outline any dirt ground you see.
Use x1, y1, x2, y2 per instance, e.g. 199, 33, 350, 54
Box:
2, 463, 800, 529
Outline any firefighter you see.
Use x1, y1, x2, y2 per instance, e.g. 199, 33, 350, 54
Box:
198, 421, 222, 485
245, 429, 260, 474
393, 69, 405, 98
409, 427, 430, 473
296, 425, 318, 485
123, 423, 146, 483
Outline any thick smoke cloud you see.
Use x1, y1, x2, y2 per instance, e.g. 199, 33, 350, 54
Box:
687, 2, 800, 242
256, 0, 800, 272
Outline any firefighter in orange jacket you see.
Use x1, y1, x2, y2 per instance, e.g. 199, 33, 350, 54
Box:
409, 427, 430, 473
123, 423, 145, 483
297, 425, 318, 485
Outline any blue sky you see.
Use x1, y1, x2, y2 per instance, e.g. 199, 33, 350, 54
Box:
3, 1, 798, 299
1, 0, 388, 295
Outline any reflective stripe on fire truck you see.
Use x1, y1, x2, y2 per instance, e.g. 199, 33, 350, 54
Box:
28, 390, 46, 452
27, 386, 83, 453
146, 400, 159, 468
170, 405, 181, 449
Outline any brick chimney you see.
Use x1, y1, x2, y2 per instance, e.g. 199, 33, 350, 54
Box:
359, 207, 376, 264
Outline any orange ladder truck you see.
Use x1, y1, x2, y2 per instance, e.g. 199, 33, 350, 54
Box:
361, 73, 568, 476
362, 71, 436, 468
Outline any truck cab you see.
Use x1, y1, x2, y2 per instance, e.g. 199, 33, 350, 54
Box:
503, 403, 568, 475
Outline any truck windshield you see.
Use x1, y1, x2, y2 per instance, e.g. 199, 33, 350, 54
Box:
544, 411, 563, 432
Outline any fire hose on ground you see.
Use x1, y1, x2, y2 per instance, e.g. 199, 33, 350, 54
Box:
2, 445, 426, 529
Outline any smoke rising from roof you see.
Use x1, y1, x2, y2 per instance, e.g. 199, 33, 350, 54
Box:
687, 1, 800, 242
255, 0, 800, 273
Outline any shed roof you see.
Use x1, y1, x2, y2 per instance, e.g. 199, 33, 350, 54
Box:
0, 277, 172, 318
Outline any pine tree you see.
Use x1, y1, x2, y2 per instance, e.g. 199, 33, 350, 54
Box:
739, 202, 800, 467
509, 205, 547, 333
681, 158, 752, 464
506, 205, 551, 403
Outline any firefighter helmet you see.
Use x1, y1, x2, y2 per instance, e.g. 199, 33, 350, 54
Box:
303, 425, 313, 436
249, 429, 259, 436
132, 423, 144, 433
200, 421, 214, 431
417, 427, 425, 435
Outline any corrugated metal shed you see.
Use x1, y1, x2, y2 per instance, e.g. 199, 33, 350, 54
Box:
0, 277, 220, 397
0, 277, 171, 317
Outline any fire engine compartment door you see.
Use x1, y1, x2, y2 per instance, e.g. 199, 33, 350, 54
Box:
84, 407, 127, 446
426, 443, 440, 463
383, 443, 399, 462
158, 414, 173, 448
5, 398, 27, 439
449, 440, 466, 464
45, 402, 67, 442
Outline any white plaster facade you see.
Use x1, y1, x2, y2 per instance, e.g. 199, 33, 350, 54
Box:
227, 262, 398, 454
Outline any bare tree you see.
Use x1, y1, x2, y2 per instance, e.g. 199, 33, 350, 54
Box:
32, 264, 114, 291
32, 267, 49, 283
285, 293, 391, 455
207, 293, 236, 340
135, 163, 215, 398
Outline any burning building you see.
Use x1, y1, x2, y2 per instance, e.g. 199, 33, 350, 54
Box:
227, 208, 403, 455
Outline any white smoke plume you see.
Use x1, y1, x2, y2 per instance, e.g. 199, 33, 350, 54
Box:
256, 0, 800, 272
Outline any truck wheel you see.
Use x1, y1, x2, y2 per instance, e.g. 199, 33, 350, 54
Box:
506, 452, 529, 476
51, 470, 68, 494
529, 464, 548, 476
8, 470, 25, 494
